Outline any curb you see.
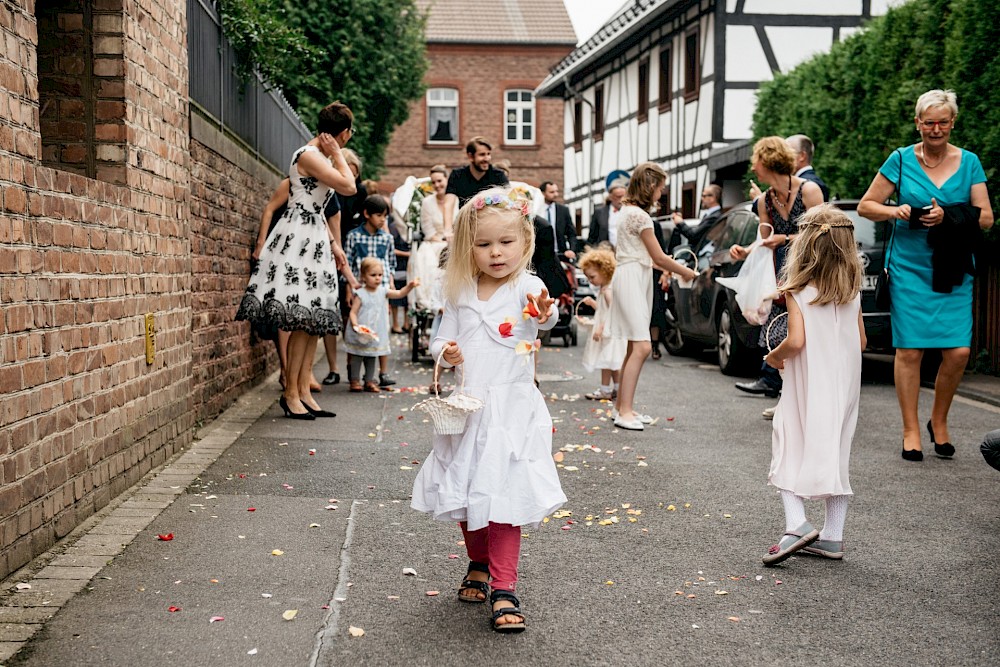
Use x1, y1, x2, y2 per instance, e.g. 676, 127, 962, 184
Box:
0, 372, 280, 665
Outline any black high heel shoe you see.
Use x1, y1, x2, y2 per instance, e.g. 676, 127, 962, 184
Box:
927, 421, 955, 458
304, 403, 336, 418
901, 439, 923, 462
279, 396, 316, 420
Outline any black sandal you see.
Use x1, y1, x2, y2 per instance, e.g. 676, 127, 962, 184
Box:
489, 590, 526, 633
458, 561, 490, 603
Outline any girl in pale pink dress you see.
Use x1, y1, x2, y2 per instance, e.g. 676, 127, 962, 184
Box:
761, 205, 866, 565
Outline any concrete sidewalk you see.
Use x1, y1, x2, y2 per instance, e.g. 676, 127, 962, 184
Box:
2, 339, 999, 666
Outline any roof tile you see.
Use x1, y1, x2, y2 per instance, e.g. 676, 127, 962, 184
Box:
416, 0, 577, 45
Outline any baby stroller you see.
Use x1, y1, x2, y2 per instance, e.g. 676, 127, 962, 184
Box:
540, 257, 579, 347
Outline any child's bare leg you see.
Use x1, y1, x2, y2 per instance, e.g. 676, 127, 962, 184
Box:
617, 340, 650, 418
323, 334, 339, 374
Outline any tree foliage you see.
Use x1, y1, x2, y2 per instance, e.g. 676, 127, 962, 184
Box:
218, 0, 322, 91
279, 0, 429, 177
752, 0, 998, 211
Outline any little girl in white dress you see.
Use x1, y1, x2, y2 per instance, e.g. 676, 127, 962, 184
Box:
761, 205, 865, 565
578, 248, 626, 400
410, 186, 565, 634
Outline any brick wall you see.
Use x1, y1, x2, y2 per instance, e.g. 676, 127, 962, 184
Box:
189, 113, 280, 423
381, 43, 572, 191
0, 0, 197, 578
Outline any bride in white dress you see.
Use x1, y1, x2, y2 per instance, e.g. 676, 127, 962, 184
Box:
409, 165, 452, 313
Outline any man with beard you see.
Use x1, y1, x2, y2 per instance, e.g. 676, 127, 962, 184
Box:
445, 137, 510, 212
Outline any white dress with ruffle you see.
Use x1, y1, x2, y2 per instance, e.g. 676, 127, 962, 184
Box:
411, 273, 567, 530
582, 285, 626, 372
769, 286, 861, 499
408, 195, 449, 312
607, 206, 654, 342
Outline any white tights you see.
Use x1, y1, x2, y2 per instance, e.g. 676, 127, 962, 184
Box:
779, 490, 849, 542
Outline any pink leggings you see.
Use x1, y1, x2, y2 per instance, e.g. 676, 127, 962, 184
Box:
459, 521, 521, 592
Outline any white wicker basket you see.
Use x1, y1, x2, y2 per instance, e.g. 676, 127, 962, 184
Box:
574, 300, 594, 328
672, 247, 697, 289
412, 350, 484, 435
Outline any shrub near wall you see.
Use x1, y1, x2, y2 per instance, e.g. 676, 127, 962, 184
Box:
752, 0, 1000, 372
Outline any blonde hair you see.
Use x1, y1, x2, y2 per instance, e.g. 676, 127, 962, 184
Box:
623, 162, 667, 209
443, 186, 535, 301
752, 136, 796, 175
360, 257, 383, 277
915, 89, 958, 119
779, 204, 863, 306
429, 164, 449, 178
578, 248, 616, 283
342, 148, 362, 174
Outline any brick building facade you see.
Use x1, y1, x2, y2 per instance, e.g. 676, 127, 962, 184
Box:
380, 0, 576, 192
0, 0, 283, 578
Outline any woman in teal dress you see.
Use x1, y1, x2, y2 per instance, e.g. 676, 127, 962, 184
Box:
859, 89, 994, 462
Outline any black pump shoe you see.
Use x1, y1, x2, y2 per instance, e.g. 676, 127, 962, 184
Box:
927, 420, 955, 458
304, 404, 336, 418
279, 396, 316, 420
901, 439, 923, 462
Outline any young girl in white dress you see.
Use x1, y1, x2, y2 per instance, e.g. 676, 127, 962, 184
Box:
761, 205, 865, 565
578, 248, 626, 400
607, 164, 698, 430
344, 257, 417, 392
411, 186, 565, 634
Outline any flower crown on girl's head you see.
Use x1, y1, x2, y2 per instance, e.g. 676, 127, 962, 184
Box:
471, 189, 532, 219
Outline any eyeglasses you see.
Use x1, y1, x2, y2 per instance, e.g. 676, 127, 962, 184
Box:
919, 119, 952, 130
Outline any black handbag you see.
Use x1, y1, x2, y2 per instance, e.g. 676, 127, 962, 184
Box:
874, 149, 902, 310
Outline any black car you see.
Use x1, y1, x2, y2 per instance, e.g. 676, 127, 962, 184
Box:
663, 200, 891, 375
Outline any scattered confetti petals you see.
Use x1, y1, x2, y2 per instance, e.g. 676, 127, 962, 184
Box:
728, 616, 741, 622
15, 583, 31, 591
247, 508, 256, 512
168, 606, 181, 612
309, 523, 321, 528
209, 616, 225, 623
402, 567, 418, 576
715, 590, 728, 595
248, 648, 258, 655
271, 549, 284, 556
262, 593, 273, 598
348, 626, 365, 637
426, 590, 440, 596
156, 533, 174, 541
282, 609, 298, 621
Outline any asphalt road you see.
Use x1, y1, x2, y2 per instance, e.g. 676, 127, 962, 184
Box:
9, 337, 1000, 667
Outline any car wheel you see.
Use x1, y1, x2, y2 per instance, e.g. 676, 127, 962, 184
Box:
717, 301, 755, 376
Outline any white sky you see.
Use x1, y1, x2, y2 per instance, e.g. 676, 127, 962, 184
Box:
564, 0, 628, 45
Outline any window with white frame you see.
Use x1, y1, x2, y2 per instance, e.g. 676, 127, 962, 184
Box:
504, 89, 535, 145
426, 88, 458, 143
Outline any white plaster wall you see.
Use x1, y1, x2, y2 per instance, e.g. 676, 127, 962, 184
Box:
725, 24, 773, 82
723, 88, 757, 140
764, 26, 834, 72
744, 0, 860, 15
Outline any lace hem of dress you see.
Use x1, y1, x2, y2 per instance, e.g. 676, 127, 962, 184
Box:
236, 294, 342, 336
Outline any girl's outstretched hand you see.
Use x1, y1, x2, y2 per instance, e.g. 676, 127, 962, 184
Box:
442, 341, 464, 366
526, 290, 556, 325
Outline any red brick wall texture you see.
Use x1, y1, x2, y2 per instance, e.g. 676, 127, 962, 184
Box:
381, 44, 572, 192
0, 0, 278, 577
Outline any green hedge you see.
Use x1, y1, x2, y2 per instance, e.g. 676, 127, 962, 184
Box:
752, 0, 998, 210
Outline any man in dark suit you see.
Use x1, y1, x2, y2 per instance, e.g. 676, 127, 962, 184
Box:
787, 134, 830, 201
540, 181, 578, 260
586, 179, 627, 248
673, 183, 723, 249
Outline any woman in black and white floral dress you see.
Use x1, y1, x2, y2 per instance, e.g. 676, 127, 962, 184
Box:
237, 102, 357, 419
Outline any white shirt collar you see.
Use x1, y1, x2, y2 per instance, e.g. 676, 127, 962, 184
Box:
794, 165, 813, 177
700, 205, 721, 218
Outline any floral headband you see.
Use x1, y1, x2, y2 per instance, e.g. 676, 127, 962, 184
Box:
471, 191, 532, 219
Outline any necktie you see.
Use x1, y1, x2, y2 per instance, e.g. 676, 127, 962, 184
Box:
549, 205, 558, 253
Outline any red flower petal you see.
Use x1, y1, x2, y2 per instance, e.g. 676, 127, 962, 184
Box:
247, 507, 256, 512
498, 322, 513, 338
157, 533, 174, 541
168, 606, 181, 612
523, 301, 540, 318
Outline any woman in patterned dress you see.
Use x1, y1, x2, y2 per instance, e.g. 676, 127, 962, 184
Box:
236, 102, 357, 419
729, 137, 824, 403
